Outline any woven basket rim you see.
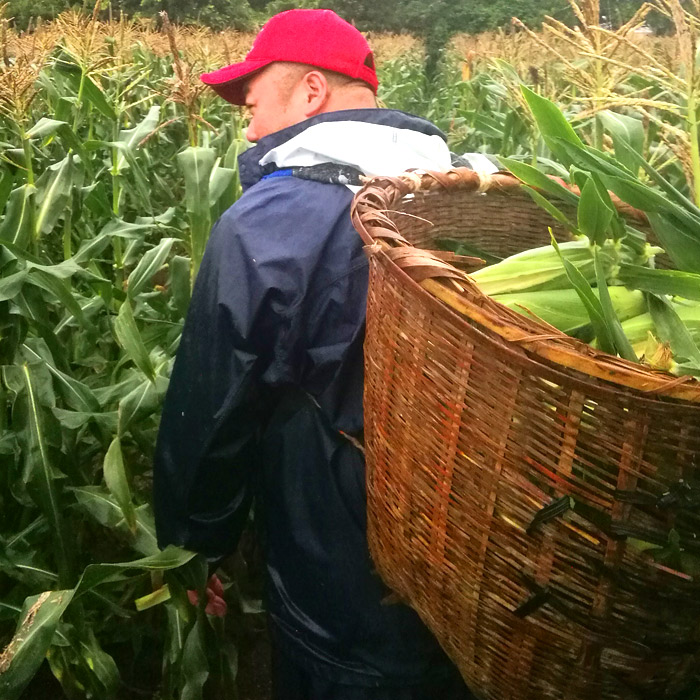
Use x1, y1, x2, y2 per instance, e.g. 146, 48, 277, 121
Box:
351, 167, 700, 403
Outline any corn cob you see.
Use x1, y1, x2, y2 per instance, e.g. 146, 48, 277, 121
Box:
493, 287, 646, 333
470, 238, 619, 296
616, 303, 700, 356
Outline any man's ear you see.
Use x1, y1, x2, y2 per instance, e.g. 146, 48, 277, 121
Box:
301, 71, 330, 116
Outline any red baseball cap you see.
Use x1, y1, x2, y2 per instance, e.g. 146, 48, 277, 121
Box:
200, 9, 378, 105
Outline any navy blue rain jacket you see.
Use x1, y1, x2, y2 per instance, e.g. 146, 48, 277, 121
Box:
154, 109, 457, 685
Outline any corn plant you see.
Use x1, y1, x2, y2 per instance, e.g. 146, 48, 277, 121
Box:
0, 11, 246, 698
0, 6, 695, 698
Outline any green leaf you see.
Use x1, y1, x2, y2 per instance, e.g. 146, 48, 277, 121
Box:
34, 156, 75, 238
52, 408, 118, 432
551, 138, 700, 238
613, 138, 700, 218
115, 105, 161, 172
648, 294, 700, 366
54, 60, 117, 121
114, 301, 155, 383
522, 185, 578, 231
550, 233, 616, 354
177, 147, 216, 276
617, 264, 700, 301
500, 157, 579, 205
72, 487, 158, 556
521, 85, 585, 163
209, 163, 237, 211
71, 218, 153, 265
21, 341, 100, 413
577, 178, 614, 247
0, 590, 75, 700
26, 270, 91, 332
0, 271, 28, 302
181, 617, 209, 700
598, 111, 644, 174
127, 238, 175, 300
118, 375, 168, 435
76, 630, 120, 699
647, 212, 700, 273
594, 250, 637, 362
0, 185, 34, 249
26, 118, 83, 155
75, 546, 198, 596
103, 437, 137, 533
0, 167, 14, 214
6, 363, 73, 587
170, 255, 191, 318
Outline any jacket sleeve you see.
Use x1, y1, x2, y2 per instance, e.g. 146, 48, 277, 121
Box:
152, 201, 300, 557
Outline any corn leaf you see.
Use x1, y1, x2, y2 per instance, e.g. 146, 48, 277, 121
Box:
0, 272, 28, 302
114, 301, 155, 383
177, 147, 216, 276
617, 264, 700, 301
72, 487, 158, 556
0, 590, 75, 700
0, 167, 14, 213
115, 106, 161, 172
646, 212, 700, 273
521, 86, 585, 164
521, 185, 578, 231
611, 137, 700, 218
598, 111, 644, 175
0, 186, 34, 249
103, 437, 137, 533
648, 294, 700, 367
118, 375, 168, 436
54, 59, 117, 121
550, 233, 616, 354
34, 155, 75, 238
127, 238, 175, 300
21, 341, 100, 413
26, 270, 91, 332
70, 219, 150, 265
578, 178, 614, 247
500, 157, 579, 205
594, 250, 637, 361
4, 363, 73, 587
550, 138, 700, 237
26, 118, 83, 155
0, 548, 196, 700
75, 547, 198, 596
170, 255, 192, 318
181, 616, 209, 700
52, 408, 118, 431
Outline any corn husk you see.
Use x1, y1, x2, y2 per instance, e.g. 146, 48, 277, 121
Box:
470, 238, 619, 295
493, 287, 646, 334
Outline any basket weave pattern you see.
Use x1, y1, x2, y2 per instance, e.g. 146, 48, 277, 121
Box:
352, 169, 700, 700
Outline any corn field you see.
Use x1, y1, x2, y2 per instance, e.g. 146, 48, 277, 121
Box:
1, 0, 700, 698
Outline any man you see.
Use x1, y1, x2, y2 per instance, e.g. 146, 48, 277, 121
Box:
154, 9, 475, 699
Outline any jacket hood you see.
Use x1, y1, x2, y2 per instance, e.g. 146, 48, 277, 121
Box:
238, 109, 448, 191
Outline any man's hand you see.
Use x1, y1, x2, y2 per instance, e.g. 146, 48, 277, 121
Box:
187, 574, 228, 617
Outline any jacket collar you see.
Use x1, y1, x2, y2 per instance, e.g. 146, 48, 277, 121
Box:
238, 109, 446, 190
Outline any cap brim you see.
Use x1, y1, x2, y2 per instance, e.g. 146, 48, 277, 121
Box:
200, 59, 272, 105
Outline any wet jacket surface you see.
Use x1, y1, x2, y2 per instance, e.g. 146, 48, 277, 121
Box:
153, 108, 458, 686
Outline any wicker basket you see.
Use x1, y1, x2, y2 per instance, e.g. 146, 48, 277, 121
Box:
351, 168, 700, 700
